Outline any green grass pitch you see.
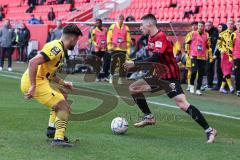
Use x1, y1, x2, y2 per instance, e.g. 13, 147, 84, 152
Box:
0, 63, 240, 160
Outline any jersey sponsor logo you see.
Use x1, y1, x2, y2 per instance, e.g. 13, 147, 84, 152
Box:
50, 46, 61, 56
155, 41, 163, 48
169, 83, 177, 92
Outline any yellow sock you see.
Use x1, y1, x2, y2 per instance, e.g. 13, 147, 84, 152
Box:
54, 117, 67, 140
48, 108, 56, 128
187, 70, 191, 85
221, 81, 226, 89
226, 78, 233, 89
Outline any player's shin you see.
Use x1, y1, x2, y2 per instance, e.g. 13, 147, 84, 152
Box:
186, 105, 210, 131
131, 93, 151, 115
46, 108, 57, 139
48, 108, 56, 128
54, 110, 69, 140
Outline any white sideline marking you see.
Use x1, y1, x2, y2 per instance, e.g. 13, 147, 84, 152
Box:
1, 72, 240, 120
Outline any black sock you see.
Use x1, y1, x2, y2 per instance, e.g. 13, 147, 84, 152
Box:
186, 105, 210, 130
131, 93, 151, 115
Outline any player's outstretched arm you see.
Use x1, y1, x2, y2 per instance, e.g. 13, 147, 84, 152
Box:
25, 54, 45, 99
123, 53, 161, 70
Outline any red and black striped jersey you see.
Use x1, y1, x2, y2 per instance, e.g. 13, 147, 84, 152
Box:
147, 31, 180, 80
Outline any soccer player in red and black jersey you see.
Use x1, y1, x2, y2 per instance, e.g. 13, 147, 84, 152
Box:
123, 14, 217, 143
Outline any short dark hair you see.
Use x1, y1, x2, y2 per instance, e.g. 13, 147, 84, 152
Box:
63, 23, 82, 36
95, 18, 102, 23
141, 13, 157, 25
191, 21, 198, 25
198, 21, 205, 25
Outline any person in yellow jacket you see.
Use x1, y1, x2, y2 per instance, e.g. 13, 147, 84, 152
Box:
228, 20, 240, 96
107, 14, 131, 84
184, 21, 198, 92
185, 21, 213, 95
217, 19, 235, 94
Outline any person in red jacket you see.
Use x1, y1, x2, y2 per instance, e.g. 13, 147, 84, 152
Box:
124, 14, 217, 143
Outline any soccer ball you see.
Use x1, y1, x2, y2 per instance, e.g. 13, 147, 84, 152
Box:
111, 117, 128, 134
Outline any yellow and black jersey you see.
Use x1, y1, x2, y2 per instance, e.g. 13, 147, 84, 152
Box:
217, 29, 233, 54
184, 31, 193, 55
228, 31, 237, 54
23, 40, 65, 80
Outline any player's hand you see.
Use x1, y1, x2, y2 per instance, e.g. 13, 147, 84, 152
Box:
25, 85, 36, 100
63, 81, 74, 91
123, 60, 135, 70
213, 55, 217, 60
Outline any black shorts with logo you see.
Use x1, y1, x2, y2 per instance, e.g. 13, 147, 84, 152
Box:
143, 76, 184, 99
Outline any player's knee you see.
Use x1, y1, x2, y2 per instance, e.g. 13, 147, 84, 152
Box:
129, 85, 139, 94
56, 110, 69, 121
176, 99, 189, 111
54, 100, 71, 114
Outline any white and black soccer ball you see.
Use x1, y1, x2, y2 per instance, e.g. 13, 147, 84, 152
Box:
111, 117, 128, 134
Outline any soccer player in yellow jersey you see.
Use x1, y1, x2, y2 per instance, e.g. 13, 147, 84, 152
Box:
21, 24, 82, 147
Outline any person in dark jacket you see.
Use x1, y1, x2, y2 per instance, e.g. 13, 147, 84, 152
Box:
212, 23, 227, 91
16, 23, 30, 62
0, 19, 16, 71
204, 21, 219, 89
48, 7, 55, 21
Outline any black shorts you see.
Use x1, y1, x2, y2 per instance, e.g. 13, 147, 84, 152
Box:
143, 76, 184, 98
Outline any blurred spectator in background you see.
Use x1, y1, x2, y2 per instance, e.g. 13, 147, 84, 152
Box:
46, 28, 53, 43
126, 15, 135, 22
0, 5, 5, 21
28, 14, 42, 24
184, 21, 198, 91
40, 0, 46, 5
204, 21, 218, 90
26, 3, 35, 13
130, 35, 148, 59
39, 16, 44, 24
217, 19, 235, 94
16, 23, 30, 62
107, 14, 131, 84
228, 20, 240, 97
185, 21, 212, 95
66, 0, 74, 6
48, 7, 55, 21
28, 0, 37, 6
211, 23, 227, 91
0, 19, 16, 71
51, 20, 63, 41
57, 0, 65, 4
92, 19, 110, 82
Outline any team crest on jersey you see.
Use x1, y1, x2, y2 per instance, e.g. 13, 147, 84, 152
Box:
50, 47, 61, 55
169, 83, 177, 92
150, 42, 155, 48
155, 41, 162, 48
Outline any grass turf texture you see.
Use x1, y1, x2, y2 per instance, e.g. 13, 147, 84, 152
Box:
0, 63, 240, 160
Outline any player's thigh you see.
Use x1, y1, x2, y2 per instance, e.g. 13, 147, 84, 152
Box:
191, 57, 198, 73
51, 83, 68, 99
165, 79, 185, 99
34, 82, 65, 109
129, 78, 152, 93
